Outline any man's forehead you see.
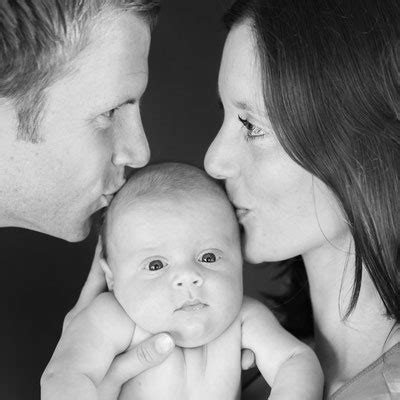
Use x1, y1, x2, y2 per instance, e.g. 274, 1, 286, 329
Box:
43, 13, 150, 117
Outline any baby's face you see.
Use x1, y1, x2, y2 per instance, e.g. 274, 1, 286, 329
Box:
106, 195, 243, 347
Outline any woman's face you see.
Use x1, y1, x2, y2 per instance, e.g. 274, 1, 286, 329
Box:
204, 22, 350, 264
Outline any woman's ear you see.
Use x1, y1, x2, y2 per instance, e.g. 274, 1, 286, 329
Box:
99, 257, 114, 291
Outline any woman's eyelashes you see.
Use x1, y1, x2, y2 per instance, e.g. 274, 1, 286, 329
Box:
238, 115, 267, 141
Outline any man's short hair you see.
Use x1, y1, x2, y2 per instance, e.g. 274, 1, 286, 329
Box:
0, 0, 160, 142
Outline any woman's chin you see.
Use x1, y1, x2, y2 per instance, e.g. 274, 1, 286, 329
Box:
243, 239, 287, 264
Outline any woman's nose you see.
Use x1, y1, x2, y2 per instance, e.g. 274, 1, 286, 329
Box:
173, 266, 204, 288
112, 116, 150, 169
204, 128, 239, 180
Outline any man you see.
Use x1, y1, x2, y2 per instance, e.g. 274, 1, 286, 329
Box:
0, 1, 175, 398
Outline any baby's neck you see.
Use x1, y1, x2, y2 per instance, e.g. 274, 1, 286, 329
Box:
303, 241, 400, 396
180, 345, 209, 383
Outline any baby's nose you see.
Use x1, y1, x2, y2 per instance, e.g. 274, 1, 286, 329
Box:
173, 268, 204, 288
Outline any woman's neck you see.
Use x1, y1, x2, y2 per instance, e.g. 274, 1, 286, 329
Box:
302, 235, 400, 396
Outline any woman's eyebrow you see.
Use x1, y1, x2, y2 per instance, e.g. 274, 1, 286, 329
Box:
216, 88, 253, 112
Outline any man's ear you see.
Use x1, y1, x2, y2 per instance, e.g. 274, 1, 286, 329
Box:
99, 257, 114, 291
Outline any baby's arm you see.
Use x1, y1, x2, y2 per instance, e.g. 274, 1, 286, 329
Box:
241, 296, 323, 400
42, 292, 135, 400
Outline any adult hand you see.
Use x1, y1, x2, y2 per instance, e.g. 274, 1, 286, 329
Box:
42, 240, 175, 400
97, 333, 174, 400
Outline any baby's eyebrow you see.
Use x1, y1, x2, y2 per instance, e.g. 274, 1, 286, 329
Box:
125, 245, 164, 258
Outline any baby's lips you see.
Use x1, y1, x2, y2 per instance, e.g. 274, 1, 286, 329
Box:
176, 299, 208, 312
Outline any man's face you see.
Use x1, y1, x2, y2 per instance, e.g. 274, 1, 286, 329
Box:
0, 13, 151, 241
106, 195, 243, 348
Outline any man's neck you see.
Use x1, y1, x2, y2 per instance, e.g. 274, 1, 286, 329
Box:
303, 237, 400, 396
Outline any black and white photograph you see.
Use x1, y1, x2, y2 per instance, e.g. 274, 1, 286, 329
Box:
0, 1, 399, 399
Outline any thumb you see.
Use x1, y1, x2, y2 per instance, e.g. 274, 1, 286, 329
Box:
98, 333, 175, 400
241, 348, 256, 370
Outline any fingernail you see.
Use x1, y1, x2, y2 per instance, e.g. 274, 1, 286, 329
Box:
155, 334, 174, 354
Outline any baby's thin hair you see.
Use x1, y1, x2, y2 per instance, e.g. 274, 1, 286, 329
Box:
101, 162, 229, 260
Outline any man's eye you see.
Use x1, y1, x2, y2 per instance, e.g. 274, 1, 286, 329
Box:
147, 259, 166, 271
103, 107, 119, 119
200, 252, 217, 263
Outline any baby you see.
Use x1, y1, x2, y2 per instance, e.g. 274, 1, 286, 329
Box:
59, 163, 323, 400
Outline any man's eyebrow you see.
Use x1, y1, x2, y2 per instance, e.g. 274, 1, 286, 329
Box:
112, 97, 137, 110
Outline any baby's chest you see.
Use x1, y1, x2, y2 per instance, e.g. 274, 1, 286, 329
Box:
119, 321, 242, 400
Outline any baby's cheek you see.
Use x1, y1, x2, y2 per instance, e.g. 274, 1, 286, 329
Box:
213, 273, 243, 316
116, 282, 171, 333
112, 280, 146, 319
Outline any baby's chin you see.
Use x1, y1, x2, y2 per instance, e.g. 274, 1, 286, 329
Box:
169, 320, 222, 348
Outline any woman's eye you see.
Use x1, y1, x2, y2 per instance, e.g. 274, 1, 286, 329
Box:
238, 115, 266, 140
147, 259, 166, 271
199, 252, 220, 263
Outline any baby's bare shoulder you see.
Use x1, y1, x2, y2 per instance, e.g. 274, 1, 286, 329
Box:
240, 295, 273, 314
239, 296, 276, 325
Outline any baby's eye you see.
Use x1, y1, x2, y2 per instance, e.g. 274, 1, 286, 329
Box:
147, 259, 166, 271
198, 251, 221, 263
202, 253, 216, 263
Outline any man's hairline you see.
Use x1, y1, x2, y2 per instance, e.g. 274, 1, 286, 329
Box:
15, 8, 152, 143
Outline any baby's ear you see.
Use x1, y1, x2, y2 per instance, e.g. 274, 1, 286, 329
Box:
99, 257, 114, 291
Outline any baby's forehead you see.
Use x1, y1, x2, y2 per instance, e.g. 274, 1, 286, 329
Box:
106, 189, 237, 242
110, 190, 230, 222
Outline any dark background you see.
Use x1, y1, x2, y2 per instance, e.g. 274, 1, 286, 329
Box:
0, 1, 283, 398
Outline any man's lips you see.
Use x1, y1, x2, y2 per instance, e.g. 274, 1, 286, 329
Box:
235, 208, 250, 219
101, 180, 127, 206
99, 194, 114, 208
176, 300, 208, 312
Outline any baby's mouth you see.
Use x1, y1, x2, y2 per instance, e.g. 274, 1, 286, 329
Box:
176, 299, 208, 312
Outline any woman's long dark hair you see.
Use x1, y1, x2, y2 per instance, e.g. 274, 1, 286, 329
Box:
224, 0, 400, 323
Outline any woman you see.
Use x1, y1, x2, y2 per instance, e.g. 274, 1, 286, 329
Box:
205, 0, 400, 398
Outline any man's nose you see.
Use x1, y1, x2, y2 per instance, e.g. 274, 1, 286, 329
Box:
112, 116, 150, 168
173, 265, 204, 288
204, 127, 239, 180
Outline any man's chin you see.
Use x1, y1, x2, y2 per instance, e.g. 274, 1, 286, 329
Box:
44, 217, 92, 242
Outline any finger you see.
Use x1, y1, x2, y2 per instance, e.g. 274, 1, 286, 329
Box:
241, 348, 256, 370
98, 333, 175, 400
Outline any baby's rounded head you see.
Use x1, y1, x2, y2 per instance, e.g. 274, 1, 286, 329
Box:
100, 162, 243, 347
102, 162, 238, 261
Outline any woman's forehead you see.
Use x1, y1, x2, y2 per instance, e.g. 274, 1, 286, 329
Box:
219, 22, 264, 113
